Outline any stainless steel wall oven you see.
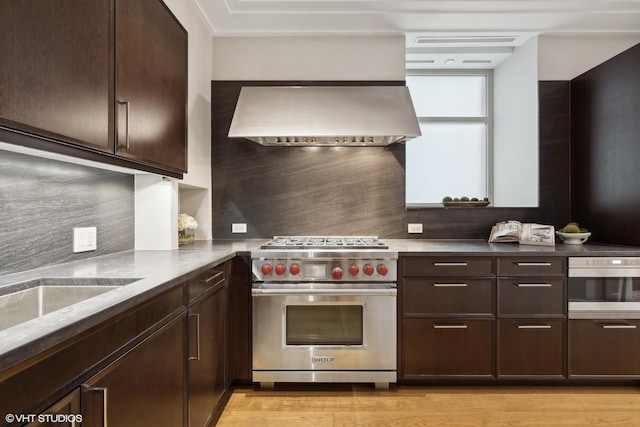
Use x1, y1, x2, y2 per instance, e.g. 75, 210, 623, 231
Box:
251, 237, 397, 389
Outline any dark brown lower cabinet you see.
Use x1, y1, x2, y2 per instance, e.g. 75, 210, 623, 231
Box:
402, 318, 494, 378
569, 319, 640, 377
81, 315, 187, 427
497, 319, 565, 378
188, 281, 227, 427
26, 390, 81, 427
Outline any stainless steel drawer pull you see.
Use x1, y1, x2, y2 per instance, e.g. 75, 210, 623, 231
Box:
516, 283, 552, 287
516, 262, 552, 266
515, 323, 552, 329
84, 386, 108, 426
433, 283, 468, 287
188, 313, 201, 361
597, 322, 637, 329
116, 100, 131, 149
433, 262, 468, 266
433, 324, 468, 329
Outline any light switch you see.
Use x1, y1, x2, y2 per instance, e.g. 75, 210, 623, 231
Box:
73, 227, 97, 253
232, 223, 247, 233
408, 223, 423, 234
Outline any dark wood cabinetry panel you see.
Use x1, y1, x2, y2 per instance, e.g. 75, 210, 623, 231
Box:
497, 278, 566, 317
403, 257, 494, 277
27, 389, 81, 427
188, 272, 227, 427
403, 278, 494, 317
569, 319, 640, 377
497, 319, 565, 378
497, 257, 565, 277
402, 318, 495, 378
82, 315, 186, 427
0, 0, 112, 152
115, 0, 188, 172
227, 256, 253, 383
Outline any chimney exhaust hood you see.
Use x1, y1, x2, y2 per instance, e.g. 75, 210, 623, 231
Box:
228, 86, 421, 146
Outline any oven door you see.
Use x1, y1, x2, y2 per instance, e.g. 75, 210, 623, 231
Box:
252, 285, 397, 371
568, 276, 640, 319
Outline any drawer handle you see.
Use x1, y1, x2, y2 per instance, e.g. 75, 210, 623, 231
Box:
515, 323, 552, 329
433, 262, 468, 266
433, 324, 468, 329
515, 262, 552, 266
188, 314, 201, 360
597, 321, 637, 329
516, 283, 552, 287
433, 283, 468, 287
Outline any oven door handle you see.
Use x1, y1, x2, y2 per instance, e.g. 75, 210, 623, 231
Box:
252, 288, 397, 297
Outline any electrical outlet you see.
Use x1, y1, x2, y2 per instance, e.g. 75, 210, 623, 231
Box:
232, 223, 247, 233
408, 223, 423, 234
73, 227, 97, 253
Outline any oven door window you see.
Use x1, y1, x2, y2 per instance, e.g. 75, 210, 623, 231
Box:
569, 277, 640, 302
286, 305, 363, 346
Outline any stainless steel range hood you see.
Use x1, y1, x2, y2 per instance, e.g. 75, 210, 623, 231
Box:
228, 86, 421, 146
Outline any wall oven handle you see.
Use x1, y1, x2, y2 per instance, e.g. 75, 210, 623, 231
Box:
596, 321, 637, 329
252, 288, 396, 297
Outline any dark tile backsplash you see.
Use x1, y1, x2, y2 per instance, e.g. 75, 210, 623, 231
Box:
0, 149, 134, 276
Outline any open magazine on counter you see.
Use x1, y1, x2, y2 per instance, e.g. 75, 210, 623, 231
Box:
488, 220, 555, 246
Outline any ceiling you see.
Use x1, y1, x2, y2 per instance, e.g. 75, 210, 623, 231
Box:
195, 0, 640, 69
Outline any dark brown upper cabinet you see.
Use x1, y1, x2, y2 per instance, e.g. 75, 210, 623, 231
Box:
0, 0, 112, 152
115, 0, 187, 173
0, 0, 187, 177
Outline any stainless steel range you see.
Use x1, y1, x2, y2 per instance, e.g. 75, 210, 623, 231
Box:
251, 236, 397, 389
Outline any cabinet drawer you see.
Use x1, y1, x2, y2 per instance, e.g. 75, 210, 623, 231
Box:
569, 319, 640, 377
403, 257, 494, 277
402, 318, 494, 378
403, 278, 494, 316
497, 257, 565, 276
189, 268, 225, 304
497, 319, 565, 377
498, 278, 566, 316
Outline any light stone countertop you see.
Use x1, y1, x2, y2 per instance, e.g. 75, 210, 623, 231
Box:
2, 238, 639, 374
0, 248, 235, 373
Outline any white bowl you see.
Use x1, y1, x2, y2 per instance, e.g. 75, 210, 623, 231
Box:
556, 231, 591, 245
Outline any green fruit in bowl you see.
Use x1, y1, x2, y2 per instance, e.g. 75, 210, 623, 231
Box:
580, 227, 589, 233
563, 224, 580, 233
460, 196, 469, 201
442, 196, 453, 202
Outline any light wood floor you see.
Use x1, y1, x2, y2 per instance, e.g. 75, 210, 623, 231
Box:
216, 384, 640, 426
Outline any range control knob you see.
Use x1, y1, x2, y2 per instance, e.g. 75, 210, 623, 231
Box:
332, 267, 343, 280
275, 264, 286, 275
261, 264, 273, 275
289, 264, 301, 275
348, 264, 360, 276
377, 264, 389, 276
363, 264, 374, 276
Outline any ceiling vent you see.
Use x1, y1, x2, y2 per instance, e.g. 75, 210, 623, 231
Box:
415, 36, 517, 45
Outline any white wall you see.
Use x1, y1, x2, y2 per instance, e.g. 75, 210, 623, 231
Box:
538, 35, 640, 81
211, 35, 406, 81
493, 37, 539, 207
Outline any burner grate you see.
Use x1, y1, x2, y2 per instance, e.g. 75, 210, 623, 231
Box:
260, 236, 388, 250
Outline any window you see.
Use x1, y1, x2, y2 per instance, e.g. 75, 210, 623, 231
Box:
405, 71, 492, 206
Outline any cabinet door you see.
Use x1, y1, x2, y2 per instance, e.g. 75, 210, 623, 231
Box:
115, 0, 187, 172
188, 282, 227, 427
569, 319, 640, 377
26, 389, 81, 427
403, 278, 494, 316
497, 319, 565, 378
82, 315, 186, 427
402, 318, 494, 378
0, 0, 112, 151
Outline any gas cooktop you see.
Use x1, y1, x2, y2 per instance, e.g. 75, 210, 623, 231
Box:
259, 236, 388, 250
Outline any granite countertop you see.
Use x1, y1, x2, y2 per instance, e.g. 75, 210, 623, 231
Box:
0, 248, 235, 373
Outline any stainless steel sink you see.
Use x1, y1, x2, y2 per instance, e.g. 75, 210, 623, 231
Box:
0, 278, 140, 331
